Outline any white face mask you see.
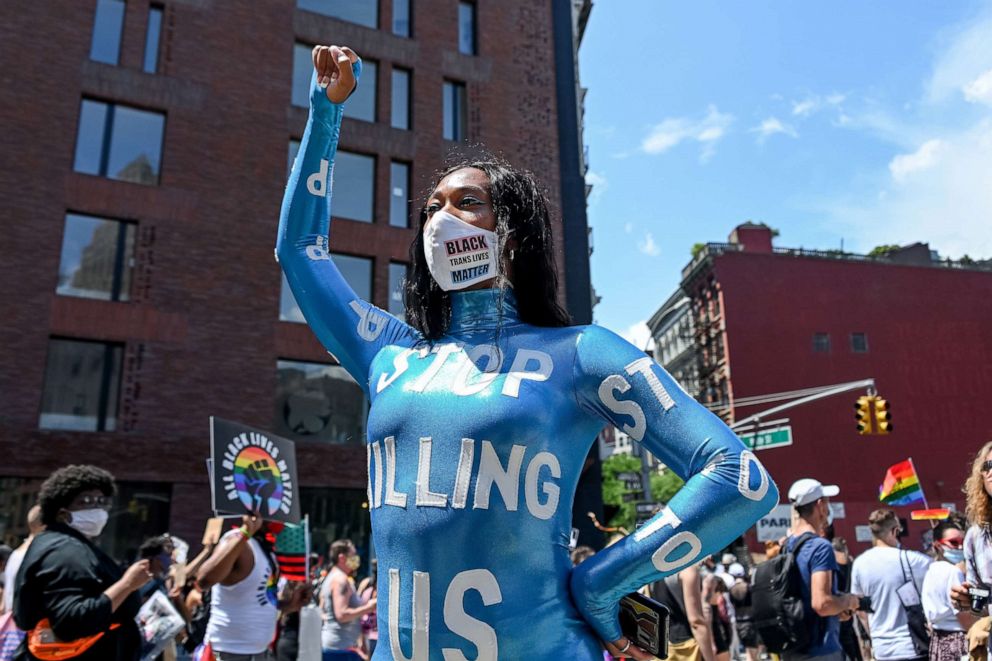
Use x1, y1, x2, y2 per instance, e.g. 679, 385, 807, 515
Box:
67, 508, 109, 538
423, 210, 498, 291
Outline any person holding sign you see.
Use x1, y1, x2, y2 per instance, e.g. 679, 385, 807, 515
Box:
276, 44, 779, 660
196, 513, 281, 661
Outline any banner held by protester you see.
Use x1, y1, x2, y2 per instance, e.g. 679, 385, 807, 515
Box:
209, 416, 301, 523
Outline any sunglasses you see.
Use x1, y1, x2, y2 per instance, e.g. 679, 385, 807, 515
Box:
72, 494, 114, 510
981, 460, 992, 474
938, 539, 964, 549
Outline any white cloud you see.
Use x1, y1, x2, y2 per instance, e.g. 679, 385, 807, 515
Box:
817, 11, 992, 260
827, 119, 992, 259
888, 139, 946, 182
620, 321, 655, 352
638, 232, 660, 257
792, 98, 818, 117
791, 93, 846, 118
964, 68, 992, 105
641, 105, 734, 162
585, 170, 608, 205
750, 117, 798, 142
926, 13, 992, 105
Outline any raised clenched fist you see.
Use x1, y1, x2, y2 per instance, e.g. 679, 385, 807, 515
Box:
312, 44, 360, 104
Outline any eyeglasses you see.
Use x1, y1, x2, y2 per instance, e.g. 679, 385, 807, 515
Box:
981, 460, 992, 474
72, 494, 113, 510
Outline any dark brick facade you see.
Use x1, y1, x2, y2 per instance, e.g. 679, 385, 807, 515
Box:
0, 0, 581, 548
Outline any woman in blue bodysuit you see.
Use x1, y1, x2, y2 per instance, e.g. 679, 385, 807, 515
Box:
277, 45, 779, 661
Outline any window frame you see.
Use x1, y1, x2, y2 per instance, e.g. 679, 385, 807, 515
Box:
39, 337, 125, 433
391, 67, 411, 130
458, 1, 477, 56
442, 80, 468, 141
388, 160, 411, 228
89, 0, 126, 65
143, 4, 164, 74
73, 98, 166, 185
850, 332, 869, 354
295, 0, 379, 29
812, 332, 831, 354
57, 212, 137, 302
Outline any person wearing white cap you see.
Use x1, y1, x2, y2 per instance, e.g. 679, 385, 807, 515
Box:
780, 478, 861, 661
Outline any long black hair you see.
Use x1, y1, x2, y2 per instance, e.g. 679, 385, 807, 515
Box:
404, 157, 572, 340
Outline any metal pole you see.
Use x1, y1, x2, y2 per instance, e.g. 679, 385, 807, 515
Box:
730, 378, 876, 430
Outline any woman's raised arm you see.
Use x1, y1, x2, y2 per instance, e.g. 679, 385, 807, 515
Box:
276, 46, 414, 392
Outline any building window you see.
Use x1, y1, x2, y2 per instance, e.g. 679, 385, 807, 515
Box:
287, 139, 300, 176
57, 213, 136, 301
39, 338, 124, 432
389, 161, 410, 228
143, 5, 164, 73
458, 2, 476, 55
345, 60, 377, 123
443, 81, 467, 141
388, 262, 407, 319
281, 253, 373, 322
851, 332, 869, 353
90, 0, 126, 65
292, 43, 312, 108
391, 67, 411, 130
275, 360, 367, 444
334, 151, 375, 222
392, 0, 411, 36
812, 332, 830, 353
296, 0, 378, 29
73, 100, 165, 185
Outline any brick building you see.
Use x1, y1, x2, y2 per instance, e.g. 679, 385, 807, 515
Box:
649, 223, 992, 551
0, 0, 597, 561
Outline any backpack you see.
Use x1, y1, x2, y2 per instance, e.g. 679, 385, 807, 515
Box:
750, 532, 817, 653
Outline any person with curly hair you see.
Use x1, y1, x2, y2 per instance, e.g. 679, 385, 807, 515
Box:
12, 464, 153, 661
951, 442, 992, 616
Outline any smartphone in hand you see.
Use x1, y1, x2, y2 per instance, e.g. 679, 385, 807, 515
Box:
619, 592, 670, 658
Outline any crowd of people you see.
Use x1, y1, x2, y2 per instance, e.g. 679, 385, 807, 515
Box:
569, 446, 992, 661
5, 446, 992, 661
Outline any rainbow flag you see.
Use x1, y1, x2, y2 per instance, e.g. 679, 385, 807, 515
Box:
879, 459, 925, 506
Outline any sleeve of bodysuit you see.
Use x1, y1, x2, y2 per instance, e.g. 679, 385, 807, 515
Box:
276, 64, 415, 394
569, 324, 779, 643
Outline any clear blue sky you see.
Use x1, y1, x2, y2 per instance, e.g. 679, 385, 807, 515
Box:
578, 1, 992, 343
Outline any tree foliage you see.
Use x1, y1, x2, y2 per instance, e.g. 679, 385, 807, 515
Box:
602, 454, 686, 531
868, 244, 902, 257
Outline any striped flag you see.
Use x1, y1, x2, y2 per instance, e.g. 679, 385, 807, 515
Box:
274, 517, 310, 581
879, 459, 925, 506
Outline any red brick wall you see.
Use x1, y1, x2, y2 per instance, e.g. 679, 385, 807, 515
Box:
711, 251, 992, 551
0, 0, 567, 536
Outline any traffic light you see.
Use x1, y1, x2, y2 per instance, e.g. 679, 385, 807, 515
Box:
855, 396, 873, 435
874, 397, 892, 434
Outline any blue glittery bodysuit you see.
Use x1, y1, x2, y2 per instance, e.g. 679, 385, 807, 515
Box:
277, 67, 779, 661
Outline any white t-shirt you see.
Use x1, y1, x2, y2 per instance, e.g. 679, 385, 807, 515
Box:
922, 560, 965, 632
206, 533, 279, 654
851, 546, 931, 661
2, 545, 27, 612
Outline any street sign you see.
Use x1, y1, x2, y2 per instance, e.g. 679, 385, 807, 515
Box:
635, 502, 657, 514
622, 492, 641, 502
738, 425, 793, 451
623, 479, 642, 491
756, 504, 791, 542
617, 472, 640, 482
